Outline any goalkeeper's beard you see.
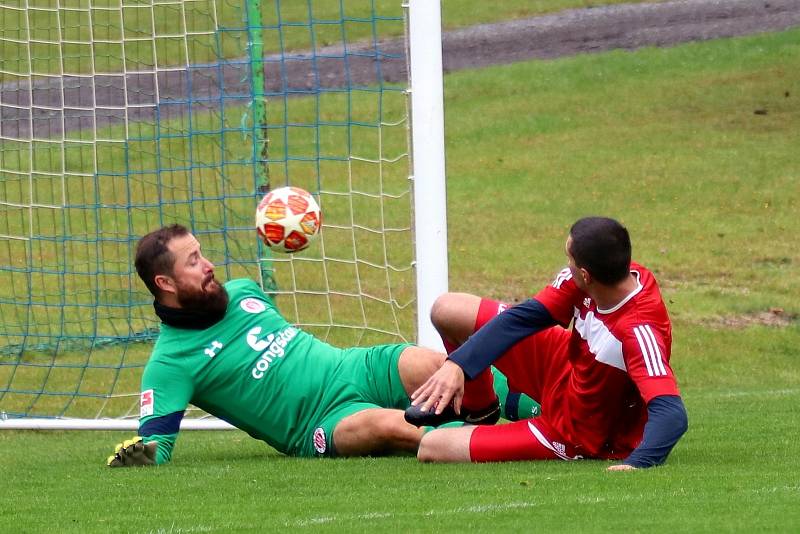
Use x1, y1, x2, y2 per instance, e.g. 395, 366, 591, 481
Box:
176, 276, 229, 316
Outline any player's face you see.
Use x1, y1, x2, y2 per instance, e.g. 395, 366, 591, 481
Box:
167, 234, 228, 313
565, 235, 588, 292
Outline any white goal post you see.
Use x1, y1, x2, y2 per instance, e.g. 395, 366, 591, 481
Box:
1, 417, 235, 431
408, 0, 449, 352
0, 0, 447, 430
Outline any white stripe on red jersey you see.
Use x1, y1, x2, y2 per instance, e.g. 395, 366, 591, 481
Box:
573, 311, 625, 371
552, 268, 572, 289
633, 325, 667, 377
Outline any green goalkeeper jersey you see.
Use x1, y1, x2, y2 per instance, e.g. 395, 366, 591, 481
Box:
139, 278, 359, 462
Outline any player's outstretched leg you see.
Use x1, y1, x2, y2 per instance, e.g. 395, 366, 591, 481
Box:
332, 408, 425, 456
418, 419, 566, 463
416, 425, 475, 462
396, 345, 447, 393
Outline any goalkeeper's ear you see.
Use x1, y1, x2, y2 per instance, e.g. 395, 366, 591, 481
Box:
107, 436, 158, 467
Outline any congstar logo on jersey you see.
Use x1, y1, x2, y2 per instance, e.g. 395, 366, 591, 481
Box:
248, 326, 299, 379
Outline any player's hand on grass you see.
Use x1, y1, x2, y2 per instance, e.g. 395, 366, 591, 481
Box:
607, 464, 637, 472
107, 436, 157, 467
410, 359, 466, 415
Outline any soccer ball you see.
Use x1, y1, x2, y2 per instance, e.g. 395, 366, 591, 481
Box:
255, 186, 322, 253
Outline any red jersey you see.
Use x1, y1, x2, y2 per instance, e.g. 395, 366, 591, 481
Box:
534, 262, 680, 458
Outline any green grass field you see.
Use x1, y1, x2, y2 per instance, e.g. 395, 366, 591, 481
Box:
2, 17, 800, 534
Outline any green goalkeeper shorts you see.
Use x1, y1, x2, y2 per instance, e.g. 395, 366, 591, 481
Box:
296, 342, 412, 458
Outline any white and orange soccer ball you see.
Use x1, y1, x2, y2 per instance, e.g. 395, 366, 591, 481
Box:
255, 186, 322, 253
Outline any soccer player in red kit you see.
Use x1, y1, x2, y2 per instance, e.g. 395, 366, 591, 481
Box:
406, 217, 688, 470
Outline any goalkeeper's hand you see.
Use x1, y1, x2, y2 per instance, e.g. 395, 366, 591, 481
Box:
107, 436, 157, 467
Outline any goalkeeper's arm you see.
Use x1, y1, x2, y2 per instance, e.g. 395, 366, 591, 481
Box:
107, 411, 183, 467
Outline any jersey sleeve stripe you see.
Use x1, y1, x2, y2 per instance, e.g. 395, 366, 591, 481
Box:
633, 326, 656, 376
634, 325, 668, 377
552, 268, 572, 288
644, 324, 667, 375
641, 327, 664, 377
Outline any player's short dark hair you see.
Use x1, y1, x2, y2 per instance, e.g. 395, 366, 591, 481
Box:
135, 224, 190, 297
568, 216, 631, 285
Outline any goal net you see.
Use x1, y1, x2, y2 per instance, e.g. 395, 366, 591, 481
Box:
0, 0, 446, 428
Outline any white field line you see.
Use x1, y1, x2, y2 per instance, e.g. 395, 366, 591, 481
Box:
291, 502, 538, 527
690, 388, 800, 400
289, 484, 800, 528
141, 523, 214, 534
748, 485, 800, 494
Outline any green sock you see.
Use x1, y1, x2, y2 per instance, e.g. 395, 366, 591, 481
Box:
491, 367, 541, 421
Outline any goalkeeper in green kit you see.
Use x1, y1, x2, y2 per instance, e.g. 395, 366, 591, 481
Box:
108, 224, 538, 466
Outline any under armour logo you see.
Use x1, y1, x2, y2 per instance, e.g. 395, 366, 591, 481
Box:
204, 340, 223, 358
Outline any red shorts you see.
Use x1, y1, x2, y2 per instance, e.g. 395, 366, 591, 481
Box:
469, 298, 578, 462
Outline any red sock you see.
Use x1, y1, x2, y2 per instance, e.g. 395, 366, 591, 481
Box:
461, 369, 496, 411
442, 337, 496, 411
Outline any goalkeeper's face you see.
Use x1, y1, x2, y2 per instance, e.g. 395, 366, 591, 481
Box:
166, 234, 229, 314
